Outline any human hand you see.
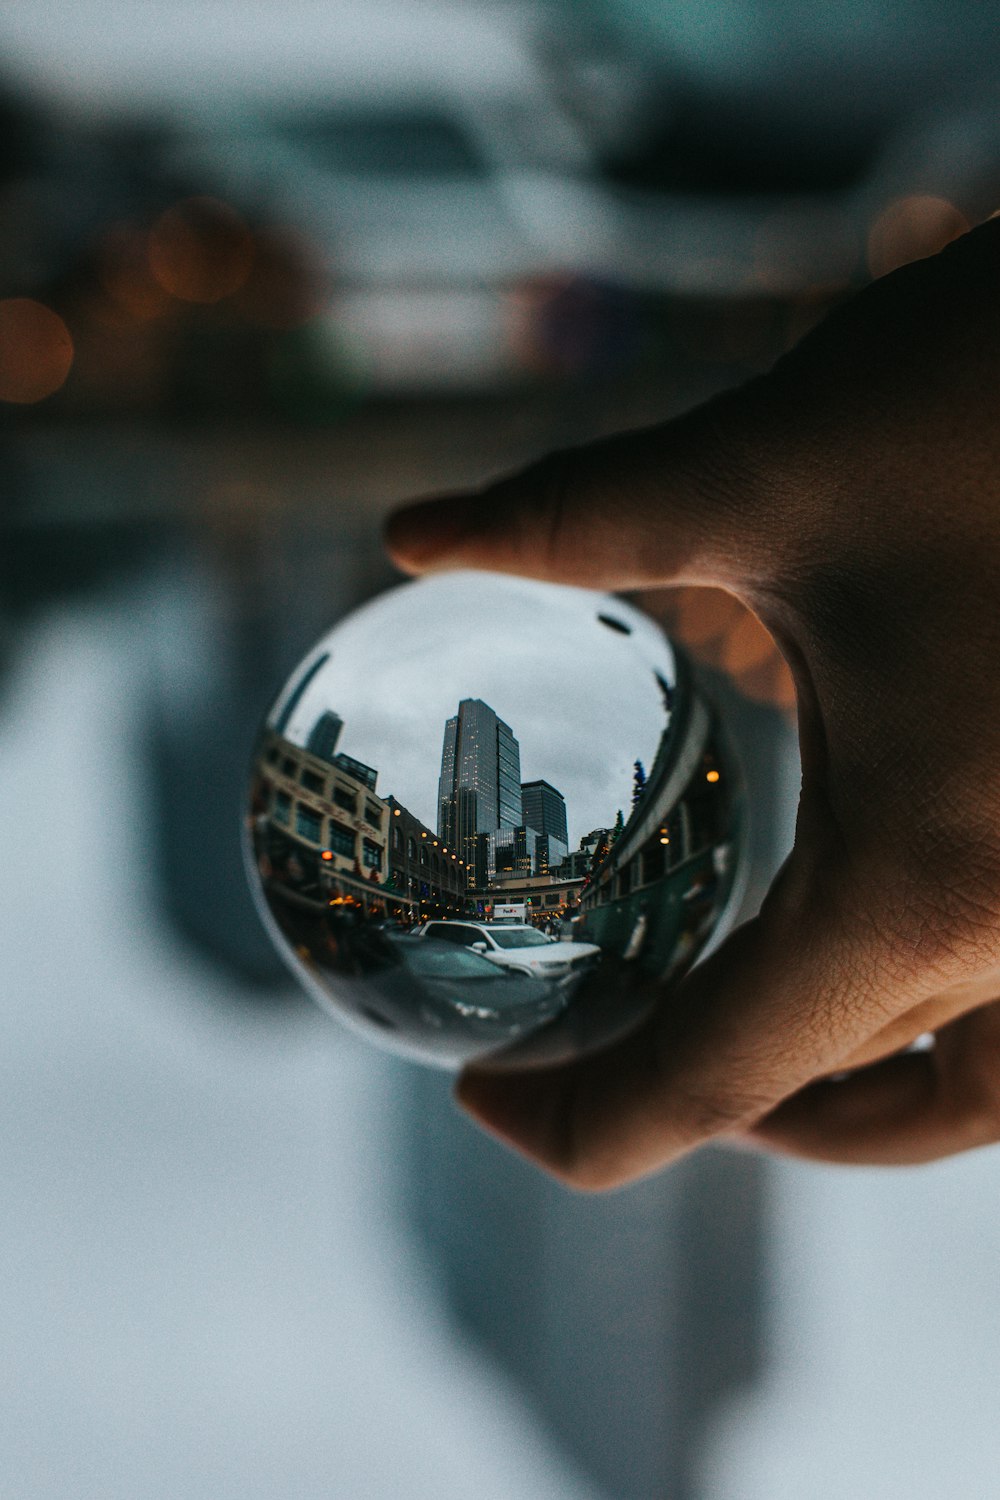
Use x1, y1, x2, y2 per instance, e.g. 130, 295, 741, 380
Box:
385, 218, 1000, 1188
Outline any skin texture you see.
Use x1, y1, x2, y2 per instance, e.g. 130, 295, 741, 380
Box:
384, 216, 1000, 1190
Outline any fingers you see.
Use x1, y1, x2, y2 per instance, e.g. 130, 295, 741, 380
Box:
455, 888, 918, 1190
387, 218, 1000, 603
385, 389, 787, 594
745, 1000, 1000, 1166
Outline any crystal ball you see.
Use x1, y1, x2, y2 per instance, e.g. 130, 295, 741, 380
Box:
244, 572, 745, 1070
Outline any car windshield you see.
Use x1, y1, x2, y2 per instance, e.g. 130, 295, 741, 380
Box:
487, 927, 553, 950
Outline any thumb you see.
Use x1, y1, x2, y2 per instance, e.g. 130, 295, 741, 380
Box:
454, 876, 920, 1190
384, 388, 785, 594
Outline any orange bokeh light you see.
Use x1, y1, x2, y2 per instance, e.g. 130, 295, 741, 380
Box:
866, 195, 970, 280
148, 196, 254, 304
0, 298, 74, 404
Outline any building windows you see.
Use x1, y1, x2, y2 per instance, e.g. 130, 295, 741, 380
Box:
407, 836, 417, 861
281, 756, 297, 778
273, 789, 292, 825
327, 821, 355, 859
295, 805, 323, 843
365, 801, 383, 829
300, 768, 325, 796
333, 784, 357, 815
362, 838, 382, 870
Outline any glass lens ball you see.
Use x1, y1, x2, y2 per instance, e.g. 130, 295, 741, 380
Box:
244, 572, 745, 1070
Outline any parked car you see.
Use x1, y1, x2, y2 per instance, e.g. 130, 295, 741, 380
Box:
415, 919, 600, 981
350, 933, 568, 1066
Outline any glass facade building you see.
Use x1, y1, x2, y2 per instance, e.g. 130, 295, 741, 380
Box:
438, 699, 522, 883
520, 779, 568, 846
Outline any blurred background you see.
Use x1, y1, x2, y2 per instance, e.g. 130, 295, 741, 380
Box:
3, 2, 1000, 1496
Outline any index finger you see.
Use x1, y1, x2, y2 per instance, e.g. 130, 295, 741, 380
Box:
384, 391, 787, 595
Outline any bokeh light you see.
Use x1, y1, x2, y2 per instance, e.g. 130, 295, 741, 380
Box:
0, 298, 74, 403
148, 197, 254, 304
866, 195, 969, 280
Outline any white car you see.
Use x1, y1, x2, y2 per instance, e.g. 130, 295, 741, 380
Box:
417, 920, 600, 982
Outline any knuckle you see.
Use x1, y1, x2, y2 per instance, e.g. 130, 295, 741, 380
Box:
898, 825, 1000, 977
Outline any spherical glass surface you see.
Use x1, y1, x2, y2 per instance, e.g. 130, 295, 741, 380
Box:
244, 572, 745, 1069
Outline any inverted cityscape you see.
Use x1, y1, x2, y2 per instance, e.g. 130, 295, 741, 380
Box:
249, 666, 737, 949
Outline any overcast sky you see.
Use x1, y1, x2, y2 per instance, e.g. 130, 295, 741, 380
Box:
271, 572, 673, 848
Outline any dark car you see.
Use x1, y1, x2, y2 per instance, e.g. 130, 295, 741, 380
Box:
348, 934, 567, 1067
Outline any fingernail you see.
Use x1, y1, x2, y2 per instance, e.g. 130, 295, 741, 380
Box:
384, 495, 478, 571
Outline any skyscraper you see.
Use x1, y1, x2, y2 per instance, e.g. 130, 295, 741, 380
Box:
520, 780, 568, 845
438, 699, 522, 884
521, 780, 569, 876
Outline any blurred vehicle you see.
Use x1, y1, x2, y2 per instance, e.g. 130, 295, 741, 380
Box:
5, 0, 1000, 414
153, 12, 621, 394
389, 935, 555, 1017
416, 918, 600, 980
353, 932, 568, 1063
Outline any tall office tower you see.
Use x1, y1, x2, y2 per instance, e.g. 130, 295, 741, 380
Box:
521, 779, 569, 876
438, 699, 522, 881
305, 710, 344, 764
520, 780, 569, 846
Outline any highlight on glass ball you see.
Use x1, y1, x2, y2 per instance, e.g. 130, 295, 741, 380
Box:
244, 572, 745, 1070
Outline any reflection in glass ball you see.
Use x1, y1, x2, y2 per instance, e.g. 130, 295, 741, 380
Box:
244, 572, 745, 1070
